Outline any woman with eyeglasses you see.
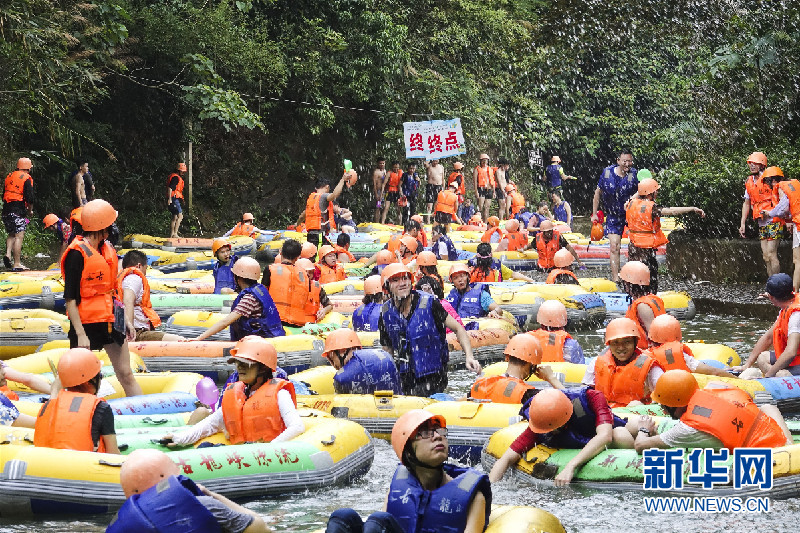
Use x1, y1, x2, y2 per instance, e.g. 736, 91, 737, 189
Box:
163, 336, 304, 447
326, 410, 491, 533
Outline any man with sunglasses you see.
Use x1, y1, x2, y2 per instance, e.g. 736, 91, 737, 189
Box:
321, 328, 401, 394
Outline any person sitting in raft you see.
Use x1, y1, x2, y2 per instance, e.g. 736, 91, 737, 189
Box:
480, 215, 504, 244
735, 273, 800, 378
489, 387, 636, 486
469, 334, 563, 404
506, 183, 526, 218
0, 381, 35, 428
296, 258, 333, 324
300, 241, 318, 262
108, 448, 269, 533
495, 218, 527, 252
263, 239, 313, 327
414, 251, 444, 287
645, 314, 736, 378
582, 317, 664, 408
527, 300, 585, 364
524, 220, 585, 272
334, 233, 356, 263
371, 248, 398, 277
195, 257, 284, 341
523, 201, 554, 231
431, 223, 459, 261
352, 275, 384, 332
415, 275, 464, 332
322, 329, 401, 394
317, 245, 347, 284
212, 238, 239, 294
468, 242, 534, 283
634, 369, 793, 453
410, 214, 429, 248
446, 264, 504, 319
165, 336, 303, 447
118, 250, 184, 343
551, 189, 572, 229
619, 260, 666, 349
467, 212, 485, 229
223, 212, 262, 238
43, 213, 70, 257
397, 235, 419, 266
34, 348, 119, 453
546, 248, 581, 285
0, 361, 51, 398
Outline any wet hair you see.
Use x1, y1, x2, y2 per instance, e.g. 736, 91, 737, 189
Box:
70, 371, 103, 395
416, 275, 444, 299
432, 224, 448, 236
315, 176, 331, 189
377, 157, 386, 163
551, 189, 562, 200
498, 157, 509, 165
618, 149, 633, 159
336, 233, 350, 247
362, 293, 384, 305
538, 200, 549, 209
122, 250, 148, 269
621, 279, 650, 299
391, 161, 400, 167
475, 243, 494, 272
407, 162, 417, 169
281, 239, 302, 260
405, 219, 421, 232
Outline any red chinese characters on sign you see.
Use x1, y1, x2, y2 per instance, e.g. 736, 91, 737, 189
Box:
176, 456, 194, 475
199, 454, 224, 471
409, 133, 423, 152
445, 131, 459, 151
275, 448, 300, 464
428, 134, 442, 153
226, 451, 252, 469
252, 448, 272, 467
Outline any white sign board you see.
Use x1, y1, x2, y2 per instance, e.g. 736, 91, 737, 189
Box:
528, 148, 543, 169
404, 118, 466, 160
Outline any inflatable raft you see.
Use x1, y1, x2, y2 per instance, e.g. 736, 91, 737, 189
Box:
0, 279, 65, 311
123, 234, 255, 254
149, 293, 235, 318
599, 290, 697, 320
0, 314, 69, 359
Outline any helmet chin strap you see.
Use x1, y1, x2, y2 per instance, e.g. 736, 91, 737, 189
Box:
405, 447, 445, 473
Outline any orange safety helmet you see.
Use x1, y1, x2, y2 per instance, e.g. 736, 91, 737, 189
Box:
318, 245, 336, 260
381, 263, 412, 286
453, 162, 464, 170
16, 157, 33, 170
747, 152, 768, 167
120, 449, 180, 499
58, 348, 103, 388
391, 409, 447, 462
553, 248, 573, 268
504, 334, 542, 365
652, 369, 698, 407
212, 238, 231, 255
590, 222, 604, 242
469, 213, 483, 224
177, 163, 188, 172
416, 251, 438, 267
399, 236, 418, 254
242, 212, 255, 222
487, 216, 500, 228
228, 335, 278, 370
301, 242, 318, 259
231, 256, 262, 281
80, 199, 118, 232
479, 153, 490, 160
504, 184, 516, 193
539, 220, 554, 232
364, 274, 383, 295
323, 329, 362, 357
295, 257, 315, 272
528, 389, 573, 433
536, 300, 568, 328
762, 166, 784, 180
648, 314, 682, 344
619, 261, 650, 286
448, 263, 470, 281
376, 249, 396, 266
410, 214, 424, 225
505, 219, 520, 232
43, 214, 59, 229
604, 317, 640, 345
637, 178, 660, 196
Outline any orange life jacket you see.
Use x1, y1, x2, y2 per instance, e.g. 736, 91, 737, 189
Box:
447, 172, 465, 196
387, 170, 403, 192
646, 341, 691, 372
773, 294, 800, 368
745, 174, 778, 221
475, 166, 495, 188
305, 191, 336, 232
778, 180, 800, 225
470, 267, 499, 283
481, 227, 504, 243
504, 230, 528, 252
625, 294, 666, 349
626, 198, 668, 248
594, 351, 658, 407
470, 374, 534, 404
546, 269, 578, 284
418, 230, 428, 247
681, 388, 786, 450
536, 231, 561, 269
3, 170, 32, 203
268, 263, 311, 326
435, 190, 458, 217
317, 261, 345, 284
61, 236, 117, 324
221, 379, 296, 444
0, 386, 19, 401
168, 173, 184, 200
333, 245, 356, 263
117, 267, 162, 329
529, 329, 572, 363
305, 280, 322, 323
34, 391, 106, 452
230, 222, 256, 237
509, 192, 525, 215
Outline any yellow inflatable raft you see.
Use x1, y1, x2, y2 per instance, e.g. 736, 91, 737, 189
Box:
0, 317, 68, 359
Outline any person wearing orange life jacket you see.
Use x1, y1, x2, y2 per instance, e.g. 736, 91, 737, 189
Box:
526, 220, 585, 271
644, 314, 735, 378
434, 182, 462, 225
619, 260, 666, 349
481, 215, 505, 244
317, 245, 346, 284
381, 161, 405, 225
295, 258, 333, 324
495, 219, 528, 252
762, 166, 800, 290
298, 174, 347, 250
527, 300, 585, 363
625, 175, 704, 294
740, 151, 783, 276
547, 248, 580, 285
410, 215, 429, 247
167, 163, 186, 239
34, 348, 120, 453
164, 336, 304, 448
68, 206, 83, 244
3, 157, 34, 270
118, 250, 184, 343
506, 183, 526, 218
634, 369, 792, 454
473, 153, 496, 221
396, 235, 418, 266
468, 242, 534, 283
582, 317, 664, 408
334, 233, 357, 263
43, 213, 71, 258
224, 212, 262, 238
62, 199, 142, 398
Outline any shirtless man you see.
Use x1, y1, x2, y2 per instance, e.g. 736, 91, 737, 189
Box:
372, 158, 387, 223
423, 159, 444, 224
71, 164, 87, 208
494, 157, 510, 220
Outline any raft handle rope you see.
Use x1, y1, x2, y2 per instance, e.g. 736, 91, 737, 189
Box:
98, 459, 125, 468
321, 435, 336, 446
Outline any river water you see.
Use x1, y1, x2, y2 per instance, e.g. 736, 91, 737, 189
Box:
2, 313, 796, 533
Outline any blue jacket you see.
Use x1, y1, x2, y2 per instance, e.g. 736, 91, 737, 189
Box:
402, 172, 419, 199
107, 475, 221, 533
381, 292, 448, 377
229, 283, 285, 340
446, 283, 490, 318
352, 302, 382, 332
545, 163, 562, 188
553, 201, 570, 226
598, 165, 638, 218
515, 210, 536, 228
213, 255, 239, 294
334, 349, 402, 394
434, 235, 459, 261
387, 464, 491, 533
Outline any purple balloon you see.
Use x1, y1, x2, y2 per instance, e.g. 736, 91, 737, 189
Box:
196, 377, 220, 408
